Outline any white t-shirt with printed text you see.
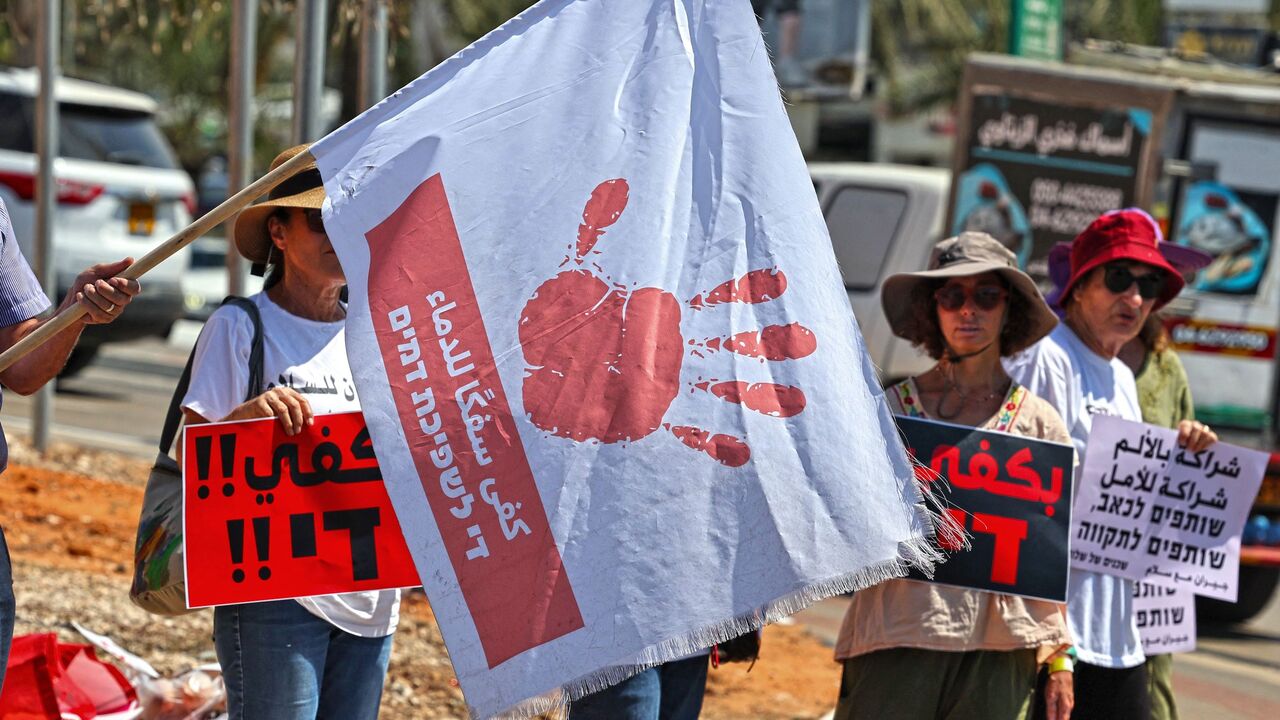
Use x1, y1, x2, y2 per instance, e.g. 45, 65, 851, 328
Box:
1005, 323, 1145, 669
182, 291, 400, 638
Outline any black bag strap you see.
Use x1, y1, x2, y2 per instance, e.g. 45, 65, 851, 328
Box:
157, 296, 265, 454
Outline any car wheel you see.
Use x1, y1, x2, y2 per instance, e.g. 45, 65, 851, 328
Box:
58, 344, 100, 378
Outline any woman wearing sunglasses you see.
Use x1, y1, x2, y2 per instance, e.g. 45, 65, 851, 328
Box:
1006, 209, 1217, 720
833, 232, 1075, 720
181, 145, 399, 719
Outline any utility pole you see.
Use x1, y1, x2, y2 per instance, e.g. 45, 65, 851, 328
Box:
33, 0, 60, 453
228, 0, 257, 295
410, 0, 450, 72
360, 0, 389, 111
293, 0, 328, 144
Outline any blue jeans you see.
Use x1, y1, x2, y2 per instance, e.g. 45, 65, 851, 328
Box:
569, 655, 709, 720
214, 600, 393, 720
0, 527, 14, 695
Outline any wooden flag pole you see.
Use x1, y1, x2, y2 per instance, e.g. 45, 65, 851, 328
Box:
0, 149, 317, 373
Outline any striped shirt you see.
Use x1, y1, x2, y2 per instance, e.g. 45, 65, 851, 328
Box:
0, 198, 54, 473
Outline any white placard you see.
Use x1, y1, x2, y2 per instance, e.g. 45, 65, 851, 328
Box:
1134, 582, 1197, 655
1074, 415, 1265, 601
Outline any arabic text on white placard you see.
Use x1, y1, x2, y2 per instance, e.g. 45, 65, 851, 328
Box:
1075, 415, 1266, 601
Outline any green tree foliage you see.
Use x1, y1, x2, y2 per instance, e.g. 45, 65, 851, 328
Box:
1068, 0, 1164, 46
871, 0, 1009, 114
0, 0, 296, 172
0, 0, 1240, 167
0, 0, 539, 173
439, 0, 535, 42
871, 0, 1171, 115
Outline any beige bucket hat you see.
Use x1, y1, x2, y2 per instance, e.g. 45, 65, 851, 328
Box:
232, 144, 325, 264
881, 231, 1058, 355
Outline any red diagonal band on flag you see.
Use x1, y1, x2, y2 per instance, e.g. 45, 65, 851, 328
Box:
366, 174, 583, 668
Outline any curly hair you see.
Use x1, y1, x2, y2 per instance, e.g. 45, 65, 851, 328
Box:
898, 276, 1037, 359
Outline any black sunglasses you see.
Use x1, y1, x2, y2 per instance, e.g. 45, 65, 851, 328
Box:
934, 284, 1008, 312
299, 207, 326, 234
1103, 264, 1165, 300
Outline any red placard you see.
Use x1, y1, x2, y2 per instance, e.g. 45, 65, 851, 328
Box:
183, 411, 420, 608
366, 174, 583, 669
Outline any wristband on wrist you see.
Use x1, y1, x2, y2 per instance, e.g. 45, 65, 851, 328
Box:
1049, 655, 1074, 674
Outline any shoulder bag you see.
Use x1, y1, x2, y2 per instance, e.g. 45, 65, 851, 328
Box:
128, 297, 263, 615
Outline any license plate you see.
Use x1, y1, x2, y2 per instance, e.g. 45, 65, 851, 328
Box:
128, 202, 155, 236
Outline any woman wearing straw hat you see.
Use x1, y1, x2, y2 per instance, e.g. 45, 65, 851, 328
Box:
833, 232, 1075, 720
181, 145, 399, 719
1006, 208, 1217, 719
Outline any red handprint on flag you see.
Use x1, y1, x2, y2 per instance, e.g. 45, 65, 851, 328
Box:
518, 179, 817, 467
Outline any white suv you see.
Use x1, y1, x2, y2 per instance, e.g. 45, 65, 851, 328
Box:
0, 67, 193, 375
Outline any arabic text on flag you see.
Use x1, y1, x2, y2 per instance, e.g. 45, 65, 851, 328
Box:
308, 0, 938, 716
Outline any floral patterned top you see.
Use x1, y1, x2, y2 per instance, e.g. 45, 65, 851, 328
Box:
888, 377, 1064, 442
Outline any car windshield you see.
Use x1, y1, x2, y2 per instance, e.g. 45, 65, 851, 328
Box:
58, 103, 178, 169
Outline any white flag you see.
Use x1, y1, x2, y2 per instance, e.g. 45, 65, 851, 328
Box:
311, 0, 937, 716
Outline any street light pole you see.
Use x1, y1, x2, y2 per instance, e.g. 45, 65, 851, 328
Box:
293, 0, 327, 144
359, 0, 388, 111
228, 0, 257, 296
33, 0, 60, 454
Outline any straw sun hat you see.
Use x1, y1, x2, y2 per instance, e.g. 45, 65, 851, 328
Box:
232, 144, 325, 265
881, 231, 1058, 357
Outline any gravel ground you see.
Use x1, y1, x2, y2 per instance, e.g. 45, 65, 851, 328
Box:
2, 435, 474, 719
12, 559, 218, 674
6, 435, 153, 486
11, 561, 471, 719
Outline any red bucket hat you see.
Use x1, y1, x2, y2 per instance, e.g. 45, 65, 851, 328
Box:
1060, 208, 1185, 311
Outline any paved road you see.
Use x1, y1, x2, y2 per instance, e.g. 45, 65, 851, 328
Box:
1177, 591, 1280, 719
795, 589, 1280, 718
0, 323, 198, 457
5, 329, 1279, 716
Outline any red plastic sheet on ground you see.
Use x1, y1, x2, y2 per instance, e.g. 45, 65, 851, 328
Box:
0, 633, 137, 719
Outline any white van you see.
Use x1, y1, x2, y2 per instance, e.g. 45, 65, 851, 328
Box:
810, 161, 947, 382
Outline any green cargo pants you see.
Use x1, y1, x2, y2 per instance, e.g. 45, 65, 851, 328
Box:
1148, 654, 1178, 720
834, 647, 1038, 720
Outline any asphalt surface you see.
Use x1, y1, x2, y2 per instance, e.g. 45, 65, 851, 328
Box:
0, 324, 197, 458
3, 327, 1279, 716
1177, 592, 1280, 719
795, 585, 1280, 717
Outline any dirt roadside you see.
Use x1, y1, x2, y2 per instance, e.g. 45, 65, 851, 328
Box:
0, 437, 841, 719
